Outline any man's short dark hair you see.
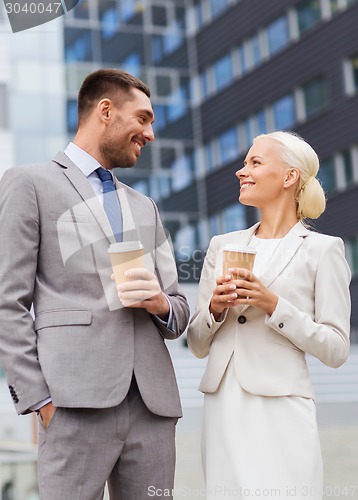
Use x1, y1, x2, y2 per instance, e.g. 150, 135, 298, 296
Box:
77, 69, 151, 126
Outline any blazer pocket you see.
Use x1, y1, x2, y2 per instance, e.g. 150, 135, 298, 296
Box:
268, 330, 302, 352
49, 213, 89, 223
35, 309, 92, 331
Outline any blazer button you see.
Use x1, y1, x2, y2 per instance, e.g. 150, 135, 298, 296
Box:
279, 322, 284, 329
238, 315, 246, 324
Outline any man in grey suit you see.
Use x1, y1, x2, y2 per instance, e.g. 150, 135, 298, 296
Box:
0, 69, 190, 499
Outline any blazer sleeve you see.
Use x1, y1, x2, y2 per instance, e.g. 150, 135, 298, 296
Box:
187, 236, 231, 358
149, 198, 190, 340
0, 168, 51, 414
266, 237, 351, 368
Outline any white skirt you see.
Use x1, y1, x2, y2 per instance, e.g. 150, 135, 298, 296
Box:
202, 357, 323, 499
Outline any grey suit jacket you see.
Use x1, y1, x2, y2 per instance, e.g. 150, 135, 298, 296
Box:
187, 222, 351, 398
0, 152, 189, 416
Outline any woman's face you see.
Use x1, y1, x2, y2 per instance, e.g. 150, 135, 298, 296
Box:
236, 137, 292, 209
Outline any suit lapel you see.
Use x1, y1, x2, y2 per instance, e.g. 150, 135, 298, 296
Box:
53, 152, 118, 244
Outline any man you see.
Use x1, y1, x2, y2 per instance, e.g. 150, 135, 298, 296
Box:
0, 69, 190, 499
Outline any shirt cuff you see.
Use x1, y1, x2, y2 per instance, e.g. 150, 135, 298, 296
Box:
156, 294, 174, 328
29, 397, 52, 412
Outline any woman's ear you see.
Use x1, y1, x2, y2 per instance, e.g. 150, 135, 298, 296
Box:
284, 168, 300, 189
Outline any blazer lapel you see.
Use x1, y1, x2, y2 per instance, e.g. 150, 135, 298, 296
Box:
258, 221, 309, 289
233, 221, 309, 314
53, 152, 117, 244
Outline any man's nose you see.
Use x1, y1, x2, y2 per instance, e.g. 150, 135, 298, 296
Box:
144, 124, 155, 142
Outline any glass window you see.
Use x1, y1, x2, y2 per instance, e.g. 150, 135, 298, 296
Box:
74, 0, 90, 19
267, 15, 290, 56
238, 44, 248, 75
243, 118, 254, 148
318, 157, 336, 194
200, 71, 210, 100
329, 0, 340, 14
175, 224, 197, 259
222, 203, 246, 233
213, 53, 234, 92
272, 94, 296, 129
132, 180, 149, 196
195, 1, 205, 28
156, 75, 172, 97
303, 75, 328, 117
152, 36, 163, 64
297, 0, 321, 34
218, 128, 239, 166
159, 174, 171, 198
122, 53, 141, 77
209, 214, 221, 237
255, 110, 267, 135
210, 0, 229, 18
67, 100, 78, 134
153, 104, 166, 132
351, 54, 358, 91
152, 5, 167, 26
101, 7, 119, 40
342, 149, 354, 185
204, 142, 215, 172
65, 29, 93, 62
251, 34, 262, 67
172, 155, 193, 191
119, 0, 138, 22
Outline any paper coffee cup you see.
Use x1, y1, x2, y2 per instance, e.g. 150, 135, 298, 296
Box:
223, 244, 257, 275
108, 241, 144, 285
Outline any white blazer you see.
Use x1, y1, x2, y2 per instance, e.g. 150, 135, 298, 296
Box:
187, 221, 351, 399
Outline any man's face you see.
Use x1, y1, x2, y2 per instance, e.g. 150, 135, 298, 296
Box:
100, 88, 155, 170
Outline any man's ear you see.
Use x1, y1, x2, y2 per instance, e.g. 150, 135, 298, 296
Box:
97, 98, 112, 122
284, 168, 300, 189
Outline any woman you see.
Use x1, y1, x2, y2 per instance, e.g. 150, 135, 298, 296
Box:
187, 131, 351, 499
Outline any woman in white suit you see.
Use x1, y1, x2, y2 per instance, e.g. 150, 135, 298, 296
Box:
187, 131, 351, 499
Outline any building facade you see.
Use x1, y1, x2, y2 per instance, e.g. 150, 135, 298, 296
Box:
62, 0, 358, 339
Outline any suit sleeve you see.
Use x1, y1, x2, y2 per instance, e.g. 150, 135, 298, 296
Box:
0, 168, 50, 414
149, 198, 190, 340
266, 237, 351, 368
187, 236, 230, 358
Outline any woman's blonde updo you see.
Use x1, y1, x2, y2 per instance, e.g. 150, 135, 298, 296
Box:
253, 131, 326, 220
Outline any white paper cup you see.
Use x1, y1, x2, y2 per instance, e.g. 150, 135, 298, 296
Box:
108, 241, 144, 285
223, 244, 257, 275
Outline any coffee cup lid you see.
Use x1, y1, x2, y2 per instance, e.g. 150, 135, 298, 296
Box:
223, 244, 257, 254
108, 241, 143, 253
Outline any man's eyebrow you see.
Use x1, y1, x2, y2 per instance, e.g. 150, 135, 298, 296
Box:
139, 109, 154, 121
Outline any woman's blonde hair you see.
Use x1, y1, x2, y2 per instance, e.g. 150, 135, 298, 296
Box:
253, 131, 326, 220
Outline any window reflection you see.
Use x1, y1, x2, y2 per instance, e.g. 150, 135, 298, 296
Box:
273, 94, 296, 129
267, 16, 290, 56
213, 54, 234, 91
218, 128, 239, 165
297, 0, 321, 34
302, 75, 327, 117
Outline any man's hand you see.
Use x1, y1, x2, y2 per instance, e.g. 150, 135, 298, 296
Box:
39, 401, 56, 430
116, 268, 170, 320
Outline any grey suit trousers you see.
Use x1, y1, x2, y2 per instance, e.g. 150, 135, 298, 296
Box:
37, 377, 177, 500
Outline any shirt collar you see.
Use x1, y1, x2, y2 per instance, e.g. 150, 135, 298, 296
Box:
64, 142, 114, 180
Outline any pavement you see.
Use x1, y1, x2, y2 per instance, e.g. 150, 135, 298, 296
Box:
173, 403, 358, 500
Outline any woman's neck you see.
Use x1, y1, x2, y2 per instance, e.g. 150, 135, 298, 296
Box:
256, 208, 298, 239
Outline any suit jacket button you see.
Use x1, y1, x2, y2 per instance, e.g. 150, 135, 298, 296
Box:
14, 396, 19, 403
238, 315, 246, 324
279, 322, 284, 328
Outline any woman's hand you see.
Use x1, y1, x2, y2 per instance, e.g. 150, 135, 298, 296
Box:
209, 274, 240, 320
228, 268, 278, 315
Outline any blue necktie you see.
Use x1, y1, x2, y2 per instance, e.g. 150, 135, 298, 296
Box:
96, 167, 122, 242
